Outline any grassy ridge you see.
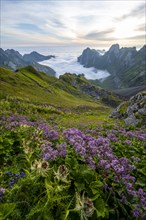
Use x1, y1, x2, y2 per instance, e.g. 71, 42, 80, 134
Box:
0, 66, 146, 220
0, 67, 107, 107
0, 66, 113, 128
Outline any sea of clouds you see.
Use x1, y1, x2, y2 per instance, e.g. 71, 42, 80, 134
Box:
40, 55, 110, 80
16, 45, 110, 80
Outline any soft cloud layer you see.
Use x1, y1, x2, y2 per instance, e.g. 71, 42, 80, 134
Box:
1, 0, 145, 48
40, 56, 110, 80
115, 3, 145, 21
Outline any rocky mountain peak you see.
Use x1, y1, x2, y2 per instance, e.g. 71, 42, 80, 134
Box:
23, 51, 55, 63
0, 48, 5, 53
139, 45, 146, 56
78, 44, 146, 89
0, 48, 56, 76
108, 44, 120, 54
85, 47, 91, 51
5, 49, 22, 58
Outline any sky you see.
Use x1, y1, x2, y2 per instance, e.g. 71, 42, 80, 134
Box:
1, 0, 146, 49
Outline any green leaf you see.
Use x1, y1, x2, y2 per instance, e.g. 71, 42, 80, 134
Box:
90, 181, 103, 195
95, 198, 107, 218
0, 203, 16, 219
74, 181, 85, 191
139, 167, 146, 176
92, 192, 100, 201
135, 178, 146, 187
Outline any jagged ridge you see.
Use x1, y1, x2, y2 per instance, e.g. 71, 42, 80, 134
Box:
0, 48, 56, 76
78, 44, 146, 89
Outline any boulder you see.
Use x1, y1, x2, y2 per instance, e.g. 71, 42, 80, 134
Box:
124, 115, 141, 126
110, 91, 146, 126
109, 109, 121, 118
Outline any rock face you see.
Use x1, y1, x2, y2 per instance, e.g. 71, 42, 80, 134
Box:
32, 63, 56, 76
110, 91, 146, 126
78, 44, 146, 89
78, 48, 102, 68
23, 51, 55, 63
59, 73, 121, 107
0, 48, 56, 76
0, 49, 26, 69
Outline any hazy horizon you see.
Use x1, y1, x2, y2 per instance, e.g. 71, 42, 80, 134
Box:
1, 0, 146, 49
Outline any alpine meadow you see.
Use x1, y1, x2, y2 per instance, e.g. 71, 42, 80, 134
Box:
0, 0, 146, 219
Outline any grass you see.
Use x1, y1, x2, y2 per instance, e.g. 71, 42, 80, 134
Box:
0, 66, 146, 220
0, 67, 108, 107
0, 66, 113, 128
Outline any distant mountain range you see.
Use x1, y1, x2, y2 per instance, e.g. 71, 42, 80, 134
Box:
1, 45, 146, 96
78, 44, 146, 90
0, 48, 56, 76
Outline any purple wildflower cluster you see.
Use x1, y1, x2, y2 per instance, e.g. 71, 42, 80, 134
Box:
1, 114, 146, 217
62, 128, 146, 214
0, 188, 5, 201
41, 141, 68, 161
5, 171, 25, 188
132, 189, 146, 218
38, 123, 59, 140
86, 125, 146, 142
63, 129, 136, 182
0, 114, 39, 130
137, 188, 146, 207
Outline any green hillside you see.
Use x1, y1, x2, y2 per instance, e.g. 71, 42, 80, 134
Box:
0, 67, 99, 106
0, 66, 114, 127
0, 66, 146, 220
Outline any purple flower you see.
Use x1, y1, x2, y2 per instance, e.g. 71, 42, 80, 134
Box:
0, 188, 5, 194
56, 143, 68, 157
20, 172, 25, 178
127, 131, 136, 138
137, 136, 145, 141
133, 208, 140, 217
9, 179, 15, 185
43, 149, 58, 161
138, 188, 144, 196
0, 188, 5, 201
120, 194, 127, 204
124, 140, 131, 145
107, 134, 118, 141
47, 130, 59, 140
141, 198, 146, 206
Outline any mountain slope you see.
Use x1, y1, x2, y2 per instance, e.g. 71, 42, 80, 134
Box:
0, 48, 56, 76
78, 44, 146, 89
57, 73, 121, 107
0, 66, 116, 127
0, 66, 114, 109
23, 51, 55, 63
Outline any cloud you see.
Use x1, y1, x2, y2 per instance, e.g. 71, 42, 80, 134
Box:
15, 23, 43, 33
40, 56, 110, 80
75, 15, 98, 24
83, 29, 114, 40
127, 35, 146, 40
1, 0, 145, 48
115, 3, 145, 21
46, 17, 67, 29
135, 24, 145, 32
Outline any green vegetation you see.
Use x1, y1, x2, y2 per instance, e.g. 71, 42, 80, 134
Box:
0, 66, 112, 127
0, 67, 146, 220
100, 63, 146, 91
0, 67, 114, 108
